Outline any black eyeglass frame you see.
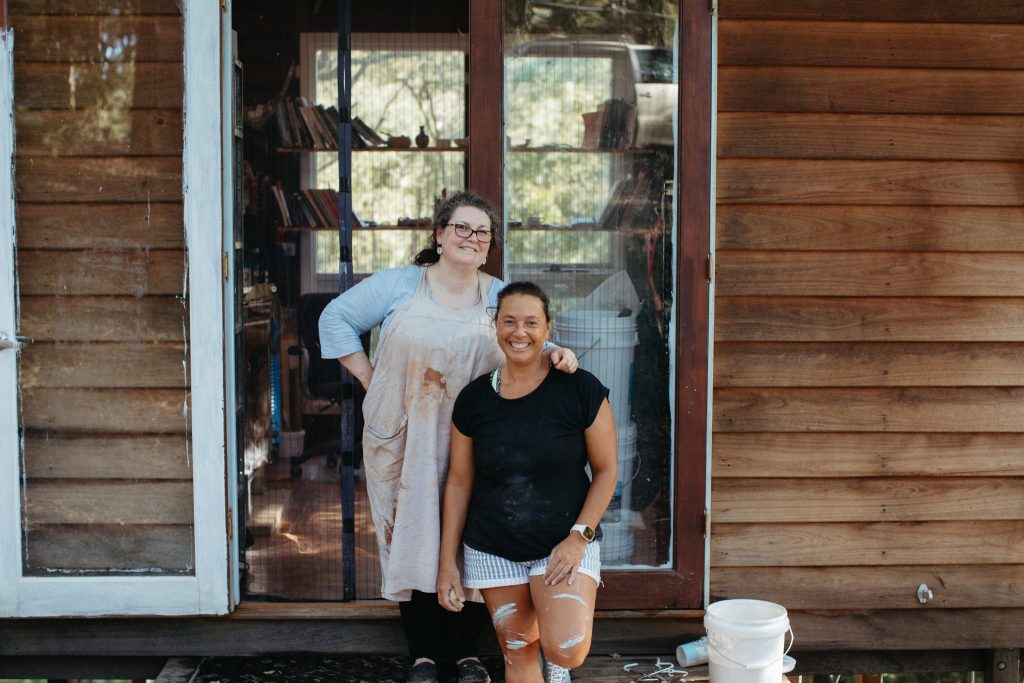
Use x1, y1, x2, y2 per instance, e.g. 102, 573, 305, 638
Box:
445, 222, 494, 242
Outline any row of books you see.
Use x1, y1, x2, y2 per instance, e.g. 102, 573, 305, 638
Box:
581, 98, 637, 150
271, 96, 391, 150
272, 97, 340, 149
596, 169, 659, 230
270, 184, 341, 228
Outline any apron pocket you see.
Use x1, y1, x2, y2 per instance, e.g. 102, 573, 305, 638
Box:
362, 417, 407, 483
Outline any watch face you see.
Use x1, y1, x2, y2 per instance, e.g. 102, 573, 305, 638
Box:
583, 526, 596, 541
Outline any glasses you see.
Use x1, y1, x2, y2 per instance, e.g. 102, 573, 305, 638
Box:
446, 223, 494, 242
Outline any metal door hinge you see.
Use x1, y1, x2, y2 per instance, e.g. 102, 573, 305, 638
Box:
702, 508, 710, 537
709, 0, 716, 14
223, 252, 229, 282
705, 253, 713, 284
0, 332, 32, 350
226, 508, 233, 539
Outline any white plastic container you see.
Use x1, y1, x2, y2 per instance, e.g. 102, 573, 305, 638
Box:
553, 309, 637, 425
704, 599, 793, 683
676, 635, 710, 667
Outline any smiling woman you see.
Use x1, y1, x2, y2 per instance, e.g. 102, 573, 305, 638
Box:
439, 281, 618, 682
318, 192, 579, 681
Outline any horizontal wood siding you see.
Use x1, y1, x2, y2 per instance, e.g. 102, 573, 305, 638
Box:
713, 2, 1024, 648
10, 6, 193, 576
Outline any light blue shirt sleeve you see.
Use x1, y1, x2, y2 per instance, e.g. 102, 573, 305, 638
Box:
318, 265, 420, 359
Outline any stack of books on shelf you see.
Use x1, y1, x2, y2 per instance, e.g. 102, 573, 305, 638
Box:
581, 97, 636, 150
271, 184, 348, 229
351, 117, 387, 148
596, 170, 658, 230
272, 97, 340, 149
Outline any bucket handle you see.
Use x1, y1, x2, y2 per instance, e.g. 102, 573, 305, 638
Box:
709, 627, 794, 670
576, 336, 602, 361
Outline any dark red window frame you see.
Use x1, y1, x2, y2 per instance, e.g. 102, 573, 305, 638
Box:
468, 0, 711, 610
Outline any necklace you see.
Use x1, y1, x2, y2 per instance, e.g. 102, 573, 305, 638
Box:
490, 367, 501, 394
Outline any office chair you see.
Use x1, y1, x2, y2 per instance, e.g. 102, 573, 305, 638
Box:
287, 292, 347, 478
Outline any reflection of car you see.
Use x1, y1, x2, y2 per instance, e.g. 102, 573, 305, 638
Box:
511, 40, 676, 147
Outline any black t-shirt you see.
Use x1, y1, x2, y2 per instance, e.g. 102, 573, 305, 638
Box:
451, 368, 609, 561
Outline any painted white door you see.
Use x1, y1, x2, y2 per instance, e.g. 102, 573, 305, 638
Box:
0, 2, 229, 616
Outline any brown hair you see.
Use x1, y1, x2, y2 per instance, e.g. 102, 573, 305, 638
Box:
414, 190, 500, 266
496, 281, 552, 322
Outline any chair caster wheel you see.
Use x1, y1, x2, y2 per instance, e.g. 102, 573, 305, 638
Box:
290, 465, 302, 478
327, 454, 338, 468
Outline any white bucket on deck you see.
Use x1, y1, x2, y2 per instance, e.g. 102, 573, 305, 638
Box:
554, 309, 637, 425
704, 599, 793, 683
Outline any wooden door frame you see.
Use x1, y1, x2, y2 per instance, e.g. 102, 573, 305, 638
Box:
468, 0, 712, 609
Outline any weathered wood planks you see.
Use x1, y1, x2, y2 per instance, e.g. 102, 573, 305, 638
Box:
10, 6, 193, 577
717, 206, 1024, 251
20, 296, 187, 342
25, 481, 193, 525
712, 565, 1024, 609
24, 435, 191, 478
715, 297, 1024, 342
713, 4, 1024, 630
719, 21, 1024, 68
719, 1, 1024, 23
16, 110, 183, 156
20, 342, 188, 388
715, 342, 1024, 386
13, 16, 183, 63
714, 387, 1024, 432
17, 203, 185, 249
719, 67, 1024, 114
18, 249, 186, 296
712, 521, 1024, 566
718, 113, 1024, 160
14, 63, 183, 109
713, 432, 1024, 477
24, 525, 195, 574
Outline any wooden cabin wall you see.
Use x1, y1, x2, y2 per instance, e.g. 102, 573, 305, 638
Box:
712, 0, 1024, 648
8, 1, 194, 574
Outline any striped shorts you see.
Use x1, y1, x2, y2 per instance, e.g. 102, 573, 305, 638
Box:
462, 542, 602, 589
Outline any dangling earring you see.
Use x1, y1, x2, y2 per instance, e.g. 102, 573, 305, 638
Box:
436, 245, 443, 255
482, 256, 487, 265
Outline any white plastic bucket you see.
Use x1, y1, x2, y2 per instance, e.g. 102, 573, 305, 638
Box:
704, 599, 793, 683
554, 309, 637, 425
603, 422, 637, 523
598, 518, 636, 565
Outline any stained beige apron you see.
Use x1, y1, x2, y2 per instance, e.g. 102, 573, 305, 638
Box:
362, 267, 503, 601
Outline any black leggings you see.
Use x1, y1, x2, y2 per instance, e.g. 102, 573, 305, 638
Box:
399, 590, 490, 662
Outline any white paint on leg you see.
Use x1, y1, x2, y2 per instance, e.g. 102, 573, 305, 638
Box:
553, 593, 588, 607
493, 602, 517, 625
559, 634, 585, 649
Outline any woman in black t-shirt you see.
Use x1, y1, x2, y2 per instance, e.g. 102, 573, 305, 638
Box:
438, 282, 618, 683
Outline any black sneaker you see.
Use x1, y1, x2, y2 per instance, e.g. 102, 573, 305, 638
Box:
406, 661, 439, 683
456, 658, 491, 683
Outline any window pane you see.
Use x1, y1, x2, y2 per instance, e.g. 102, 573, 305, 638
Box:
505, 5, 678, 568
10, 3, 194, 576
308, 35, 468, 278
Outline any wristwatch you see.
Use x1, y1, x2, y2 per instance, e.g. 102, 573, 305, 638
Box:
570, 523, 596, 542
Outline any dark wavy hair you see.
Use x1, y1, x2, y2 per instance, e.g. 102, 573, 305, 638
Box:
413, 190, 500, 266
496, 281, 552, 322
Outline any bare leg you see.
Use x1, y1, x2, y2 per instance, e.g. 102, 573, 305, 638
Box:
529, 574, 599, 671
481, 584, 543, 683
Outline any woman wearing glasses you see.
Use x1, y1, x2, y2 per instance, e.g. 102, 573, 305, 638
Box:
319, 191, 578, 683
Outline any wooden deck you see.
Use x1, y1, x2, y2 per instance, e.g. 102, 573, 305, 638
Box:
153, 654, 705, 682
